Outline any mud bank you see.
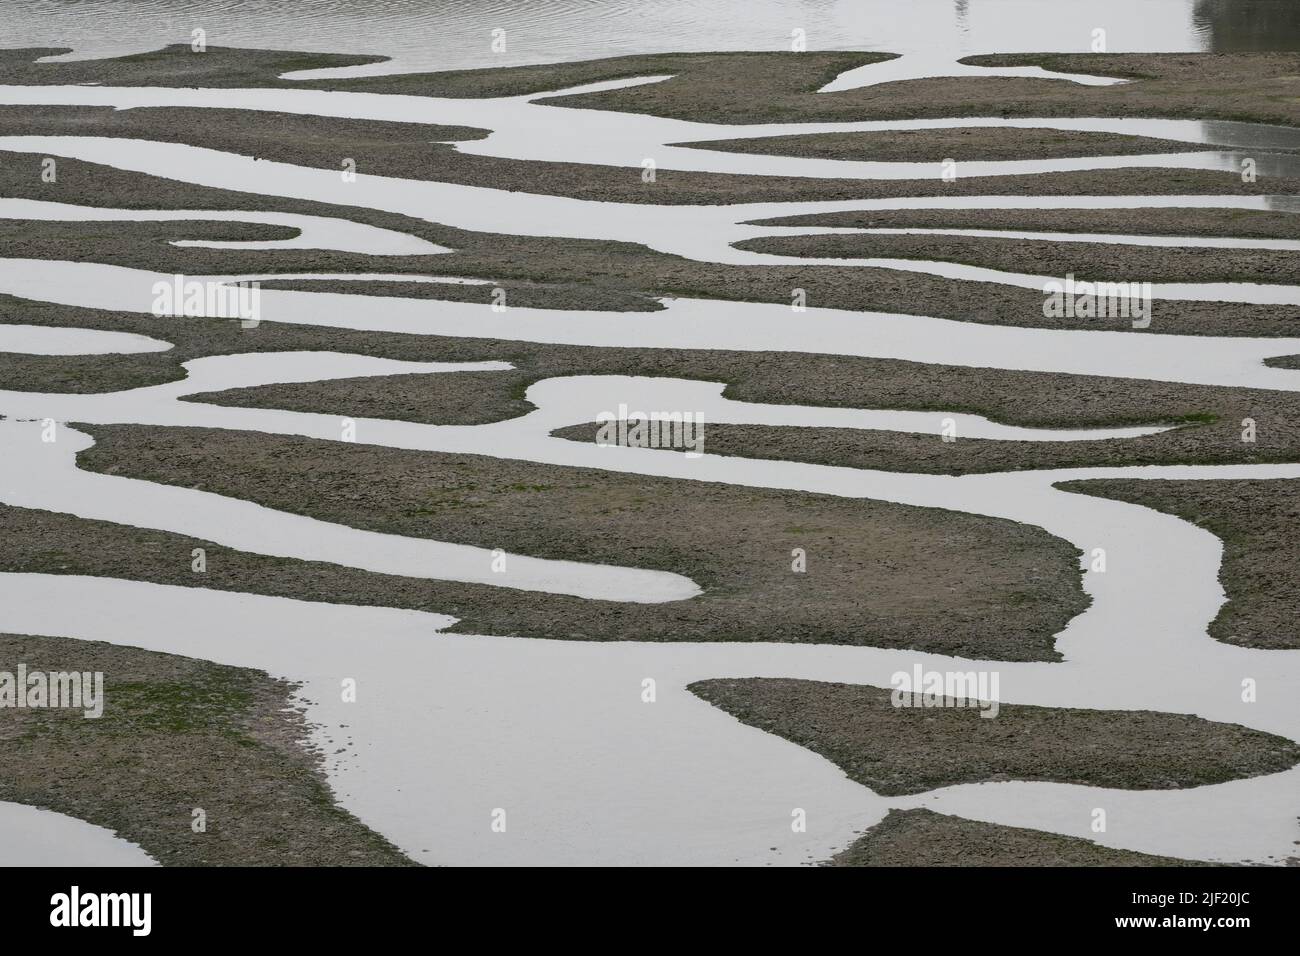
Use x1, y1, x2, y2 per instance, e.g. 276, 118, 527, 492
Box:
62, 424, 1088, 660
690, 678, 1300, 795
0, 631, 414, 865
827, 809, 1207, 866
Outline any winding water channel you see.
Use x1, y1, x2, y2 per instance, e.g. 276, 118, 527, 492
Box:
1, 41, 1299, 866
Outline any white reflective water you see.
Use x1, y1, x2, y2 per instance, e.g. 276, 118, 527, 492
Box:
780, 225, 1300, 252
2, 13, 1300, 865
0, 801, 155, 866
0, 322, 171, 355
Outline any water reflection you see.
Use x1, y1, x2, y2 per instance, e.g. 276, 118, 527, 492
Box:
1193, 0, 1300, 51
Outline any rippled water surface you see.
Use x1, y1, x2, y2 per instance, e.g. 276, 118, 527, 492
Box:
8, 0, 1300, 72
